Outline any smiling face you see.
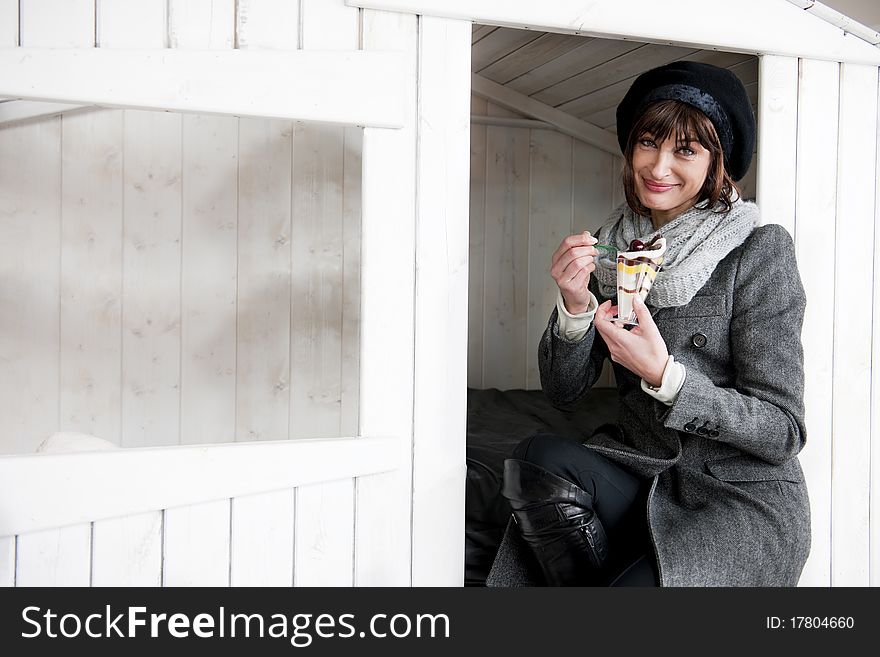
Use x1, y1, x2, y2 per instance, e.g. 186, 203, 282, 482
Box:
621, 100, 732, 228
632, 134, 711, 226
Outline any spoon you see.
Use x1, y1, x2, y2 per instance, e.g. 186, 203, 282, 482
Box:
593, 244, 617, 254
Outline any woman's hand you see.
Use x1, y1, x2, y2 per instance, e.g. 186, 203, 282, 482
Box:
551, 231, 600, 314
593, 295, 668, 387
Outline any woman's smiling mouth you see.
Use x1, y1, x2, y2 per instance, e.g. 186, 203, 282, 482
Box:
643, 179, 677, 192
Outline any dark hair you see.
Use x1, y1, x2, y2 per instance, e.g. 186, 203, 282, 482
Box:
621, 100, 740, 216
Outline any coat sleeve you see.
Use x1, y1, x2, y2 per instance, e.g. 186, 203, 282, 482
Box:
658, 224, 807, 465
538, 279, 610, 407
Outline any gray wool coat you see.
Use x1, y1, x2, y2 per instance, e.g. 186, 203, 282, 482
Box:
487, 222, 812, 587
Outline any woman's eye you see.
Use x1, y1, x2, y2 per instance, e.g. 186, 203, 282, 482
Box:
678, 147, 695, 156
639, 138, 656, 148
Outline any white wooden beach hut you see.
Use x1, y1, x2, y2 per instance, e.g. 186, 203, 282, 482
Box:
0, 0, 878, 588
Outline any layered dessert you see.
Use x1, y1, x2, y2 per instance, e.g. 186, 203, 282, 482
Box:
612, 234, 666, 325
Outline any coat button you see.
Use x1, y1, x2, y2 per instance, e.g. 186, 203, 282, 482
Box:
709, 430, 720, 437
684, 417, 698, 432
692, 332, 707, 348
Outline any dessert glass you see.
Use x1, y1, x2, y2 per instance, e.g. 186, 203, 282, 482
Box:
610, 237, 666, 326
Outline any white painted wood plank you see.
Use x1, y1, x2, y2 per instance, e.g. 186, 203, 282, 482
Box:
340, 126, 362, 437
231, 489, 295, 586
53, 0, 119, 448
91, 511, 162, 586
172, 0, 238, 449
1, 48, 408, 128
793, 58, 838, 588
484, 100, 527, 121
575, 52, 751, 127
730, 56, 759, 85
757, 55, 799, 235
236, 0, 299, 50
748, 87, 758, 113
179, 114, 238, 446
572, 140, 615, 388
873, 72, 880, 589
539, 43, 698, 109
0, 0, 17, 46
59, 109, 123, 443
411, 16, 471, 586
0, 115, 61, 455
121, 110, 182, 448
294, 479, 355, 586
5, 0, 92, 593
283, 0, 355, 441
737, 157, 757, 202
468, 95, 487, 389
0, 536, 14, 586
552, 51, 753, 129
482, 103, 530, 390
163, 499, 230, 586
98, 0, 166, 48
356, 9, 418, 586
105, 0, 169, 454
831, 63, 877, 587
573, 146, 617, 227
470, 26, 541, 74
0, 101, 91, 126
169, 0, 235, 49
526, 129, 572, 390
612, 156, 625, 208
472, 24, 495, 44
0, 436, 398, 536
573, 77, 648, 127
506, 38, 641, 98
20, 0, 93, 47
301, 0, 359, 49
298, 0, 360, 435
346, 0, 880, 65
476, 32, 584, 85
473, 74, 619, 156
558, 52, 706, 120
291, 122, 345, 438
15, 524, 91, 586
682, 50, 755, 70
605, 157, 625, 388
236, 118, 292, 443
589, 107, 622, 130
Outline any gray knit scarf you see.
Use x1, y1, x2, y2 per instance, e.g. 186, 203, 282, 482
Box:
593, 198, 760, 308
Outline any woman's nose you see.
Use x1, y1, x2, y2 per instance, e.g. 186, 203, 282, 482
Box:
649, 150, 674, 178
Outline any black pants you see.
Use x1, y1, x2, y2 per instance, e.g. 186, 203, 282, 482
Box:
512, 432, 659, 587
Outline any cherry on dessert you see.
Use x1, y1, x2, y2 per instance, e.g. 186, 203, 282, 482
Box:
629, 239, 645, 251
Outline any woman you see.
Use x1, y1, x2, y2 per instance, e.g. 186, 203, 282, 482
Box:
487, 61, 811, 587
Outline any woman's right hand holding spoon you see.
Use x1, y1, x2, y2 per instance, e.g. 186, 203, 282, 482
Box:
550, 231, 601, 314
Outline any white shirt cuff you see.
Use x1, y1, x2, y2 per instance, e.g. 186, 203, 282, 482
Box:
640, 354, 686, 405
556, 289, 599, 341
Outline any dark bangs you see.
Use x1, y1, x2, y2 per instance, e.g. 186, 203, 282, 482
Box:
621, 99, 740, 216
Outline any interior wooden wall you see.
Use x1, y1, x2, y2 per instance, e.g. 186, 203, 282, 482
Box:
468, 96, 618, 390
0, 0, 363, 454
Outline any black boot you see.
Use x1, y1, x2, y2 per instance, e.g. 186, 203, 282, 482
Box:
502, 458, 609, 586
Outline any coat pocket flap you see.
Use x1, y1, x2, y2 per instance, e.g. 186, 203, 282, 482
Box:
660, 294, 727, 319
706, 455, 805, 483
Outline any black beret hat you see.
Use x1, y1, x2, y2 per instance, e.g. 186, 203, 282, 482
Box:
615, 61, 756, 181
